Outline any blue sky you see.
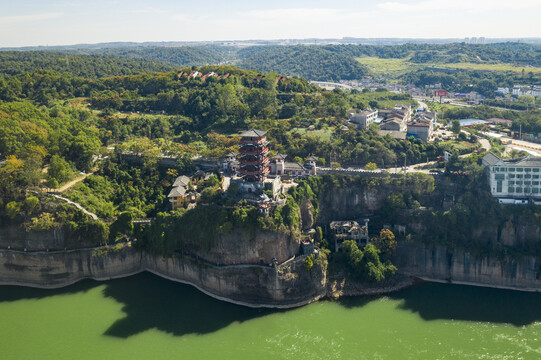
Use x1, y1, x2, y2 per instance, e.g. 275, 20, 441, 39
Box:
0, 0, 540, 47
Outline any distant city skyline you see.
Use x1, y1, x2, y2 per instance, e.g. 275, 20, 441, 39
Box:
0, 0, 540, 47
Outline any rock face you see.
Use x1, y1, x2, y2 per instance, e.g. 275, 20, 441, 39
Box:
0, 225, 97, 250
204, 229, 300, 265
0, 248, 327, 308
396, 243, 541, 291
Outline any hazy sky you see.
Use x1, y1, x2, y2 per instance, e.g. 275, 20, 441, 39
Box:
1, 0, 540, 47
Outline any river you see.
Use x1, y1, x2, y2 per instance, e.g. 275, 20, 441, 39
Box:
1, 273, 540, 359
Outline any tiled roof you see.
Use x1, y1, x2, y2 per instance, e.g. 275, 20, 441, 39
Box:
482, 152, 501, 166
284, 162, 305, 171
173, 175, 191, 187
240, 129, 267, 137
168, 186, 186, 198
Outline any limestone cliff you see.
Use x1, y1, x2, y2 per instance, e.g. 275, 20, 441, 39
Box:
0, 248, 327, 308
203, 228, 300, 265
0, 225, 97, 250
396, 242, 541, 291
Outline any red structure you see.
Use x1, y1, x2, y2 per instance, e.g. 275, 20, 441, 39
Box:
238, 129, 270, 183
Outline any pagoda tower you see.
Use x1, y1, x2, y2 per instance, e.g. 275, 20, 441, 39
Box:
238, 129, 270, 184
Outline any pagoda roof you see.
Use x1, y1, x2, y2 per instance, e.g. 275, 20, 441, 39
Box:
240, 129, 267, 137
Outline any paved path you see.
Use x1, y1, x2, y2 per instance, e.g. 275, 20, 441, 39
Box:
49, 194, 99, 220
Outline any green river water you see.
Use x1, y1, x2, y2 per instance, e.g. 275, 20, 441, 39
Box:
1, 273, 540, 360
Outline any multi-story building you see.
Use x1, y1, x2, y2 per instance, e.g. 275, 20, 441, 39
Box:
533, 85, 541, 98
348, 109, 378, 130
379, 105, 411, 132
512, 85, 532, 96
238, 129, 270, 191
482, 152, 541, 203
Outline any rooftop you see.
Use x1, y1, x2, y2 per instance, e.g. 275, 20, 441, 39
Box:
168, 186, 187, 198
503, 156, 541, 167
240, 129, 267, 137
482, 152, 501, 166
173, 175, 191, 188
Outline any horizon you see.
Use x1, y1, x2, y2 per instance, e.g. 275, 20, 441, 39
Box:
2, 36, 541, 50
1, 0, 540, 48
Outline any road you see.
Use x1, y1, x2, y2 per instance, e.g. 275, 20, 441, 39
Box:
55, 171, 95, 192
482, 132, 541, 156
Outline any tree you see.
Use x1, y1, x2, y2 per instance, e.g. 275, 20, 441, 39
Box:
24, 196, 40, 214
451, 120, 461, 135
365, 162, 378, 171
47, 155, 72, 185
373, 229, 397, 261
6, 201, 22, 220
369, 100, 379, 109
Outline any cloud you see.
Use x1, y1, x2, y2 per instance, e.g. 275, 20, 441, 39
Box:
378, 0, 541, 12
0, 12, 63, 25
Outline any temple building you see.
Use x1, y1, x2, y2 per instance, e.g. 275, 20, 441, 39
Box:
238, 129, 270, 192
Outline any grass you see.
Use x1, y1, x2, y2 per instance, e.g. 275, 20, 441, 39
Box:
288, 127, 334, 141
437, 62, 541, 74
356, 56, 541, 77
355, 56, 419, 77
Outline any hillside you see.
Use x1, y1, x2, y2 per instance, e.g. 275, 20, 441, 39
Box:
0, 51, 177, 78
238, 45, 368, 81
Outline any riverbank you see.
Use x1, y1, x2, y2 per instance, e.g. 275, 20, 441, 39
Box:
2, 244, 540, 309
0, 246, 327, 309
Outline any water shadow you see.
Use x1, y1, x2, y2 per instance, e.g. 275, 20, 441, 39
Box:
102, 272, 278, 338
335, 296, 374, 309
0, 279, 99, 302
389, 282, 541, 326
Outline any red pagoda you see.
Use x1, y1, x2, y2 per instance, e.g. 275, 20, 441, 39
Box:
238, 129, 270, 184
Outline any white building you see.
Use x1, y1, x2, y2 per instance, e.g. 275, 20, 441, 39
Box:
348, 109, 378, 130
532, 86, 541, 98
496, 87, 509, 95
482, 152, 541, 202
512, 85, 532, 96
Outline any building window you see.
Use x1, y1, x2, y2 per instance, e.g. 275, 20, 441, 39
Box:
516, 168, 523, 172
508, 174, 515, 179
533, 175, 540, 179
525, 188, 531, 193
508, 168, 515, 172
508, 187, 514, 193
508, 181, 515, 185
525, 168, 532, 172
517, 174, 523, 179
533, 168, 540, 173
495, 174, 505, 180
525, 174, 532, 179
496, 182, 502, 193
516, 181, 523, 185
516, 187, 523, 193
533, 188, 539, 193
524, 181, 531, 185
533, 181, 540, 186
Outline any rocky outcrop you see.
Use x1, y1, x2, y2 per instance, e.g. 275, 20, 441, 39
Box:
0, 248, 327, 308
204, 229, 300, 265
396, 242, 541, 291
